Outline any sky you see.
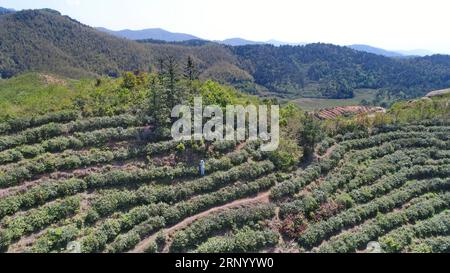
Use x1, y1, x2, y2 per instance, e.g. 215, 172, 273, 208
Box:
1, 0, 449, 54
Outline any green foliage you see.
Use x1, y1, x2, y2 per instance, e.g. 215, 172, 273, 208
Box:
316, 193, 450, 253
170, 205, 275, 252
407, 236, 450, 253
298, 113, 323, 161
145, 241, 158, 253
298, 179, 450, 249
195, 227, 279, 253
121, 72, 139, 90
2, 9, 450, 102
231, 44, 450, 100
388, 95, 450, 124
0, 140, 145, 188
0, 110, 78, 135
0, 197, 80, 250
0, 73, 149, 121
0, 115, 144, 165
379, 210, 450, 253
0, 51, 449, 255
155, 231, 166, 250
29, 224, 80, 253
268, 138, 301, 171
105, 174, 278, 253
0, 9, 153, 78
121, 71, 148, 90
335, 193, 355, 209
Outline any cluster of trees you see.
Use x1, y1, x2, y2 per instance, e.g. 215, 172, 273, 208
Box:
120, 55, 260, 140
297, 113, 323, 161
147, 56, 198, 137
3, 9, 450, 101
232, 43, 450, 99
0, 9, 154, 78
319, 79, 354, 99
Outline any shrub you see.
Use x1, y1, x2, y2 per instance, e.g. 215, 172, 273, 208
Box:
195, 227, 279, 253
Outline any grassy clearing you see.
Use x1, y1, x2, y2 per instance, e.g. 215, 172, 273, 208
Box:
292, 89, 378, 111
0, 73, 78, 119
0, 73, 142, 121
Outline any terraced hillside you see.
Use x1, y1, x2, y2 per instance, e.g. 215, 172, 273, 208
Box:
274, 121, 450, 253
0, 108, 448, 253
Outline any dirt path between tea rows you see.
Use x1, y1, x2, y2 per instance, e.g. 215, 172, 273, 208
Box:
130, 191, 271, 253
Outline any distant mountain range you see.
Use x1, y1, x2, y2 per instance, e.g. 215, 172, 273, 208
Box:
347, 44, 404, 58
219, 38, 265, 46
218, 38, 305, 47
1, 7, 449, 101
96, 28, 281, 47
0, 6, 438, 57
348, 45, 434, 57
95, 27, 200, 42
0, 7, 14, 15
97, 27, 433, 57
395, 49, 435, 57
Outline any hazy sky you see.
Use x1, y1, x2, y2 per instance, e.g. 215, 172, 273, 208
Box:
1, 0, 449, 53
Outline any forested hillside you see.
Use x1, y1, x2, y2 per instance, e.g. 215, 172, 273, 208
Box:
0, 9, 153, 78
1, 8, 450, 102
231, 44, 450, 99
